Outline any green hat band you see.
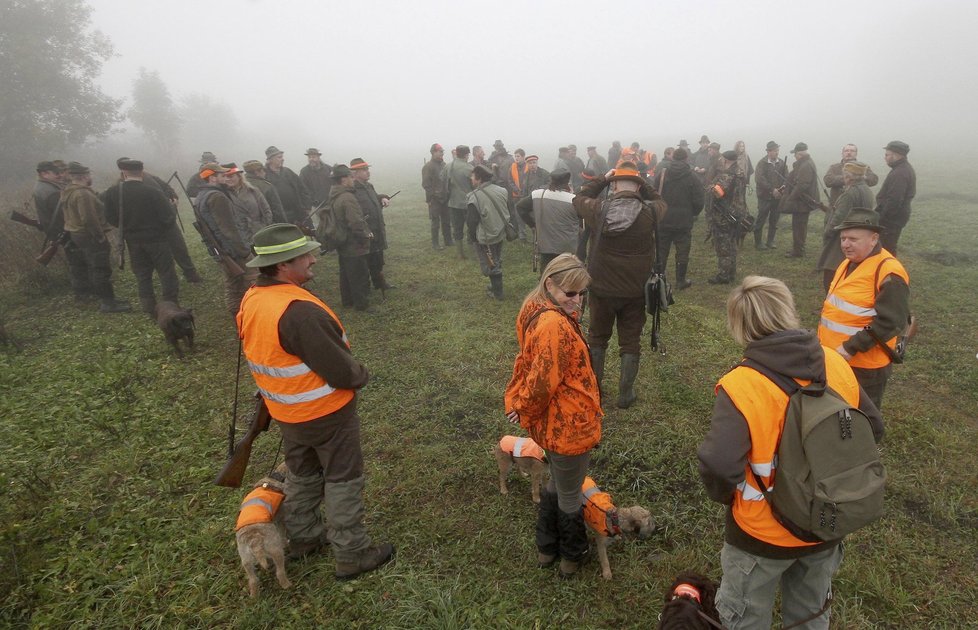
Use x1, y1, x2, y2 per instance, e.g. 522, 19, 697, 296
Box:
254, 236, 308, 255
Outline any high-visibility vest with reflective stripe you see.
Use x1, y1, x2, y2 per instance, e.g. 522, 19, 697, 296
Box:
581, 476, 617, 536
717, 348, 860, 548
498, 435, 545, 461
235, 485, 284, 530
818, 249, 909, 369
237, 283, 355, 423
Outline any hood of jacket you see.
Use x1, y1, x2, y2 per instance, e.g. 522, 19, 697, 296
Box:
328, 184, 354, 201
666, 159, 693, 180
741, 329, 826, 385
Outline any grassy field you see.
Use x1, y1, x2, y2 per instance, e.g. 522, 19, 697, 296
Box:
1, 164, 976, 629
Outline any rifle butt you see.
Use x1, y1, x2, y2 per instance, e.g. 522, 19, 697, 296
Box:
35, 243, 59, 266
224, 255, 246, 277
213, 441, 253, 487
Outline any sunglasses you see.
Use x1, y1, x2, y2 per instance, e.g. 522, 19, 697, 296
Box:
562, 288, 587, 298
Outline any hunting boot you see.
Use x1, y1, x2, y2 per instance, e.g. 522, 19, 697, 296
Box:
431, 225, 441, 250
456, 240, 467, 260
99, 299, 132, 314
766, 232, 777, 249
535, 485, 560, 568
489, 274, 504, 301
616, 353, 640, 409
323, 476, 395, 580
557, 507, 589, 578
676, 263, 692, 290
374, 272, 395, 291
754, 231, 767, 250
139, 296, 157, 317
589, 346, 606, 398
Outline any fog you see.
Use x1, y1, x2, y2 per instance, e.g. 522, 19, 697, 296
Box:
86, 0, 977, 169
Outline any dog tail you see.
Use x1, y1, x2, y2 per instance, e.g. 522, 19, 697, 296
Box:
250, 541, 270, 570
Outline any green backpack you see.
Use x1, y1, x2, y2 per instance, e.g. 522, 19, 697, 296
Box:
743, 359, 886, 543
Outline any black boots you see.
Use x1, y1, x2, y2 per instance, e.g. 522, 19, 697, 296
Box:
676, 263, 692, 290
589, 347, 606, 397
488, 274, 504, 301
617, 353, 640, 409
557, 508, 590, 578
535, 486, 560, 567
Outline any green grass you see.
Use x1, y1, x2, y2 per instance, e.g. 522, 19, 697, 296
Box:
1, 165, 976, 628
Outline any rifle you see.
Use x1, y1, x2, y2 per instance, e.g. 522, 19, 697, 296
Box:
163, 171, 186, 233
10, 207, 43, 231
214, 393, 272, 488
866, 315, 918, 365
36, 232, 69, 265
116, 181, 126, 270
193, 212, 246, 277
774, 163, 830, 213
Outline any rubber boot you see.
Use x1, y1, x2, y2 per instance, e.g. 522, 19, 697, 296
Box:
766, 231, 777, 249
754, 231, 767, 250
557, 507, 589, 578
535, 485, 560, 568
431, 225, 441, 250
675, 263, 692, 290
456, 240, 467, 260
322, 476, 394, 580
616, 353, 640, 409
589, 346, 606, 397
489, 274, 504, 301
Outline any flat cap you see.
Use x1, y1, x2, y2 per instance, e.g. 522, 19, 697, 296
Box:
67, 161, 90, 175
765, 141, 780, 150
791, 142, 808, 153
242, 160, 264, 173
117, 158, 144, 171
843, 161, 869, 176
884, 140, 909, 155
721, 150, 738, 161
36, 161, 59, 173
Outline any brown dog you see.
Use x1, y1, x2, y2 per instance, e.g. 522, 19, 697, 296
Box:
494, 435, 547, 504
581, 476, 655, 580
155, 301, 194, 357
235, 464, 291, 597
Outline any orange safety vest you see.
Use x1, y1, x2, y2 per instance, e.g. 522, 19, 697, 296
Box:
235, 485, 285, 531
237, 283, 355, 423
498, 435, 545, 461
581, 476, 619, 537
818, 249, 909, 369
717, 348, 860, 547
510, 162, 525, 197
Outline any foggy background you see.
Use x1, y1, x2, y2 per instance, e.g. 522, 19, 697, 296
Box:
29, 0, 978, 173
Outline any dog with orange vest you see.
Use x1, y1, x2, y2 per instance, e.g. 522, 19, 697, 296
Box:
580, 476, 655, 580
494, 435, 547, 504
235, 463, 291, 597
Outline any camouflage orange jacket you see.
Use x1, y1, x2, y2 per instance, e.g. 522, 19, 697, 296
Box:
504, 299, 602, 456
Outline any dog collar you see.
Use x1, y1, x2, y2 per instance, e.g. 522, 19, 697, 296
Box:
672, 583, 702, 604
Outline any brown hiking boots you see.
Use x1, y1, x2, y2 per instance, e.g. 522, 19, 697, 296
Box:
335, 543, 395, 580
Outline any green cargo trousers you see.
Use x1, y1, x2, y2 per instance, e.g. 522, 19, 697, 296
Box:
278, 399, 373, 562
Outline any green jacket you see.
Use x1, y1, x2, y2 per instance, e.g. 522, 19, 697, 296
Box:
327, 185, 371, 258
466, 183, 511, 245
442, 159, 473, 209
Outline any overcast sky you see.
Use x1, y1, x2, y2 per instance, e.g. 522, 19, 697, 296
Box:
87, 0, 976, 167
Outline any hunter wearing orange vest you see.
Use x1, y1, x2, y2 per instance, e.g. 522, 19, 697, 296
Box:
818, 207, 910, 410
699, 276, 883, 629
236, 223, 394, 580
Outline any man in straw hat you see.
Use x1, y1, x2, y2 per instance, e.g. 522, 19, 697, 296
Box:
818, 207, 910, 409
236, 223, 395, 577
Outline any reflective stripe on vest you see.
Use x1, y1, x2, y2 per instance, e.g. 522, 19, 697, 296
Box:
817, 249, 909, 369
499, 435, 545, 461
580, 476, 618, 536
237, 283, 355, 423
717, 348, 861, 547
235, 486, 284, 530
